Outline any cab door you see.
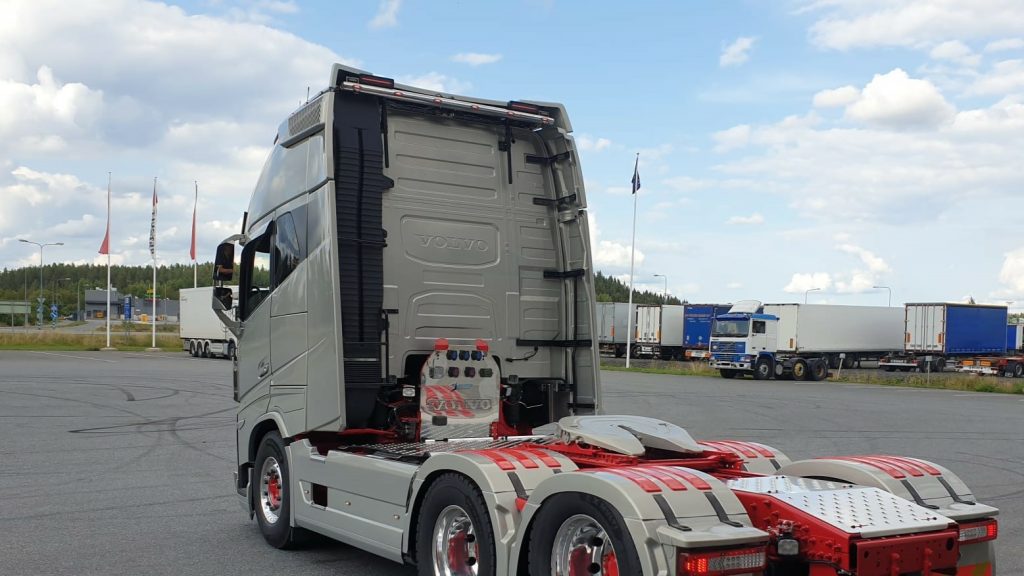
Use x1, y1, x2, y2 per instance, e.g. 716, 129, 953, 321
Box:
237, 225, 273, 404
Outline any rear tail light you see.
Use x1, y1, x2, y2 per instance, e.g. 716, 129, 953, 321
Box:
508, 101, 541, 114
677, 546, 766, 575
959, 519, 998, 545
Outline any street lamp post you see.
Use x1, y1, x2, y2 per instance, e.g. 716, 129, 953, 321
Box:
804, 287, 822, 304
653, 274, 668, 304
873, 285, 892, 307
18, 239, 64, 329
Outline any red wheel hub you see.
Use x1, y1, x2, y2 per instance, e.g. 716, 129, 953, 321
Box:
267, 474, 281, 509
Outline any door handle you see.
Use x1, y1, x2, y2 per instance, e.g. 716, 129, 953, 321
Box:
258, 358, 270, 377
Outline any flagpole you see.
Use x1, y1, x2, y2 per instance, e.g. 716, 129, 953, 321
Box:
626, 153, 639, 369
193, 181, 198, 288
150, 177, 158, 351
105, 172, 112, 349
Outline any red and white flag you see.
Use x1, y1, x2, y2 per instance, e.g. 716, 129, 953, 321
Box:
149, 178, 158, 257
190, 183, 197, 261
98, 186, 111, 255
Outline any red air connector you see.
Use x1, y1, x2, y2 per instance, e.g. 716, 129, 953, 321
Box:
475, 338, 489, 352
434, 338, 449, 351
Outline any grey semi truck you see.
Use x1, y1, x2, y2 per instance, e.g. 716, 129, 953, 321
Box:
211, 64, 999, 576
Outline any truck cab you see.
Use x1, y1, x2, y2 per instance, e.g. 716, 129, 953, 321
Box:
709, 301, 778, 379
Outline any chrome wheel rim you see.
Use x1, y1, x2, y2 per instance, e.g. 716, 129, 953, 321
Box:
551, 514, 618, 576
259, 456, 283, 524
431, 505, 479, 576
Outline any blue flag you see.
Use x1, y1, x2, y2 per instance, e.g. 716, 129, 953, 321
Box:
631, 156, 641, 194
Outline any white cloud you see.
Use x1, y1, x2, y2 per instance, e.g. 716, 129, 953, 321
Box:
845, 69, 955, 128
966, 59, 1024, 96
451, 52, 502, 66
576, 135, 612, 152
837, 243, 890, 274
726, 282, 743, 289
784, 272, 833, 293
813, 85, 860, 108
712, 124, 751, 152
726, 213, 764, 225
589, 211, 644, 270
369, 0, 401, 29
985, 38, 1024, 52
720, 37, 757, 67
397, 72, 471, 94
805, 1, 1024, 51
999, 247, 1024, 293
929, 40, 981, 66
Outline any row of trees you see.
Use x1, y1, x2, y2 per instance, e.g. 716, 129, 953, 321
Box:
0, 263, 217, 324
0, 264, 678, 325
594, 271, 683, 305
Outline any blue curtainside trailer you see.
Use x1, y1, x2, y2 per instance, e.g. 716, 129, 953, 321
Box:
880, 303, 1008, 372
681, 304, 731, 359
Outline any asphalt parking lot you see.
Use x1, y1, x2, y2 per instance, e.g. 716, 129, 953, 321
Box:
1, 350, 1020, 575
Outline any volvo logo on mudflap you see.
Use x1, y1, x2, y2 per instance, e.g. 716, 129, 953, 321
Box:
415, 234, 489, 251
402, 217, 499, 266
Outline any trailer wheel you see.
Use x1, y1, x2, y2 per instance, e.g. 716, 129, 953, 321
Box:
791, 359, 808, 381
416, 473, 495, 576
614, 347, 624, 358
934, 358, 946, 372
719, 369, 738, 379
753, 358, 772, 380
842, 355, 856, 369
227, 340, 236, 361
202, 341, 210, 358
188, 340, 197, 357
528, 492, 643, 576
1013, 363, 1023, 378
807, 359, 828, 381
253, 431, 302, 549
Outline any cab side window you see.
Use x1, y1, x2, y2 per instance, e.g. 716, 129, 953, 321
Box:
273, 206, 307, 287
752, 320, 766, 334
240, 231, 272, 320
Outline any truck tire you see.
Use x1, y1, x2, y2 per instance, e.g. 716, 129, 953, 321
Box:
791, 359, 808, 381
189, 340, 198, 357
202, 341, 210, 358
415, 473, 495, 576
614, 346, 624, 358
253, 431, 303, 549
1013, 363, 1023, 378
842, 355, 856, 369
934, 358, 946, 372
808, 359, 828, 381
528, 492, 643, 576
753, 358, 772, 380
719, 369, 738, 379
227, 340, 236, 361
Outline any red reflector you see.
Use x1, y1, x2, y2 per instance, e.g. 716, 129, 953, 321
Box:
434, 338, 449, 351
677, 546, 766, 576
358, 74, 395, 88
959, 519, 998, 544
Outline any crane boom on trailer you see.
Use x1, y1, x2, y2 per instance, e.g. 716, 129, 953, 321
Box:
212, 64, 999, 576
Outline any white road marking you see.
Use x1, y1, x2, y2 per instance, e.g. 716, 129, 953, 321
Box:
30, 351, 117, 364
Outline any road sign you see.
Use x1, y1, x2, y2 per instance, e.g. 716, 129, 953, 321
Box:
124, 296, 133, 320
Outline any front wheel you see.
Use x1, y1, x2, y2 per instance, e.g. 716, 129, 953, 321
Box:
253, 431, 303, 549
753, 357, 773, 380
416, 473, 496, 576
528, 492, 643, 576
719, 369, 738, 379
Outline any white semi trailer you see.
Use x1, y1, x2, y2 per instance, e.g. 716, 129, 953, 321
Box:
212, 65, 998, 576
179, 286, 237, 358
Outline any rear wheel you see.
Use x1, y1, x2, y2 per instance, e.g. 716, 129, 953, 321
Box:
753, 357, 772, 380
202, 341, 211, 358
808, 359, 828, 381
719, 369, 738, 379
189, 340, 197, 357
227, 340, 236, 360
792, 359, 808, 381
934, 358, 946, 372
416, 473, 495, 576
1013, 363, 1023, 378
528, 492, 642, 576
253, 431, 303, 549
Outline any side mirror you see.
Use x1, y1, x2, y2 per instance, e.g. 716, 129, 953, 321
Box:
214, 243, 235, 281
213, 286, 233, 311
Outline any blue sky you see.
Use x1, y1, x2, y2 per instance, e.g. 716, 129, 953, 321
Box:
3, 0, 1024, 308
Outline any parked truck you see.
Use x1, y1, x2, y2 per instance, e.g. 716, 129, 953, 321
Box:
880, 303, 1008, 372
212, 65, 998, 576
680, 304, 732, 360
179, 286, 237, 358
596, 302, 632, 357
1007, 323, 1023, 353
710, 302, 904, 380
632, 303, 662, 358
